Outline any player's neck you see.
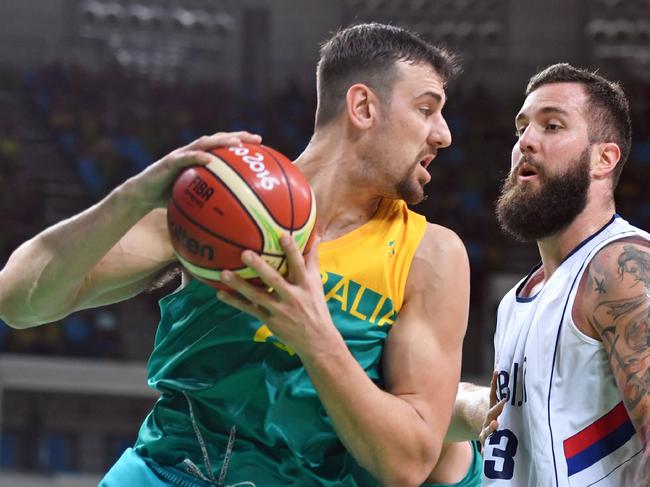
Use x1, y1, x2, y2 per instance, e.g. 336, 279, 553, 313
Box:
295, 131, 384, 242
537, 203, 616, 281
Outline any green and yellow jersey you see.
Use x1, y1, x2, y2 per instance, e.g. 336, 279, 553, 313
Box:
134, 198, 426, 486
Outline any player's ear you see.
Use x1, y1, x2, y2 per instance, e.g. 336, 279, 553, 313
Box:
592, 142, 621, 180
345, 84, 379, 130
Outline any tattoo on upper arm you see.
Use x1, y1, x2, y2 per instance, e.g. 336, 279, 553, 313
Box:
590, 299, 650, 410
618, 245, 650, 288
587, 244, 650, 451
594, 277, 606, 294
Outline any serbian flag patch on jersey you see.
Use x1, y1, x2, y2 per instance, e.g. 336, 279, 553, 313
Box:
563, 401, 641, 485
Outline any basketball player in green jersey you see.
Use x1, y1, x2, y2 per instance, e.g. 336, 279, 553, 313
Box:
0, 24, 484, 486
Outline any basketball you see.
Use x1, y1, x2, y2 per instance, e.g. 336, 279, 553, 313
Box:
167, 143, 317, 288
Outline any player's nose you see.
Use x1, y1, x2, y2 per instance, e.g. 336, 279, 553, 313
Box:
518, 125, 540, 154
430, 115, 452, 149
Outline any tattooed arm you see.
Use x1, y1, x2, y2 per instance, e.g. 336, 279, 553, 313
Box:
575, 238, 650, 482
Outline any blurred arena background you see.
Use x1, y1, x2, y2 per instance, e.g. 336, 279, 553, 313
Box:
0, 0, 648, 485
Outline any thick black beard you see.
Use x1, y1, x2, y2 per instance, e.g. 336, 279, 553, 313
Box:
496, 148, 591, 242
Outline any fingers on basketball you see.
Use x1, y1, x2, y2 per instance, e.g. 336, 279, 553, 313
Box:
280, 234, 307, 283
304, 236, 321, 269
170, 150, 215, 169
187, 132, 262, 152
167, 142, 316, 289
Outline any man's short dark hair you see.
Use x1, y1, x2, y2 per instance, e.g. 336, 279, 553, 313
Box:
315, 23, 459, 128
526, 63, 632, 188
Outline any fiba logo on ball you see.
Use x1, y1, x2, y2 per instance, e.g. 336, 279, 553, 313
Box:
186, 176, 215, 207
167, 143, 317, 288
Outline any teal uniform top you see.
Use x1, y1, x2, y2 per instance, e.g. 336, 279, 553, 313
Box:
134, 199, 427, 486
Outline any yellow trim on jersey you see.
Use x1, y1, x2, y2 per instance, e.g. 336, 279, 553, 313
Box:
317, 199, 426, 313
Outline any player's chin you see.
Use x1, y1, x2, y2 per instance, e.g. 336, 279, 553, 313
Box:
401, 184, 426, 205
396, 174, 428, 204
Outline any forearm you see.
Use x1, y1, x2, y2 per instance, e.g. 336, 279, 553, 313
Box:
0, 132, 261, 328
301, 336, 443, 487
0, 181, 151, 327
446, 382, 490, 441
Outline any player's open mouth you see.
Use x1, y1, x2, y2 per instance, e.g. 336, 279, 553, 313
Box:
517, 162, 539, 180
419, 155, 435, 169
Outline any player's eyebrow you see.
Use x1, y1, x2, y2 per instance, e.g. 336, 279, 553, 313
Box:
415, 90, 444, 104
515, 106, 570, 125
415, 90, 446, 110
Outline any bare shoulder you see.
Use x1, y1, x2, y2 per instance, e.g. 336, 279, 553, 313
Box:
413, 222, 468, 265
402, 222, 469, 334
603, 237, 650, 289
580, 237, 650, 303
408, 223, 469, 291
576, 237, 650, 332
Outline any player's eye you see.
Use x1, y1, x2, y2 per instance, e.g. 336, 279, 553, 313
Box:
419, 107, 432, 117
515, 125, 527, 137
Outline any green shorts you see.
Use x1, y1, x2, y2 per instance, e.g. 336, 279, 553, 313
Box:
101, 442, 482, 487
99, 448, 215, 487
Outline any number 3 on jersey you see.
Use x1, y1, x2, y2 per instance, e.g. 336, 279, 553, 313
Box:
484, 429, 518, 479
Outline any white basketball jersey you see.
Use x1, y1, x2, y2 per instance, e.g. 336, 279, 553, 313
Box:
483, 215, 648, 487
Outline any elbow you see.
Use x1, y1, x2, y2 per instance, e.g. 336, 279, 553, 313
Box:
0, 295, 20, 329
2, 321, 32, 330
0, 308, 36, 330
0, 271, 68, 329
0, 293, 42, 329
0, 304, 52, 329
0, 276, 22, 328
0, 315, 25, 330
375, 445, 441, 487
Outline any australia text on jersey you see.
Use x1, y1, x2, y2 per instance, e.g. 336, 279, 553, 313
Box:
254, 271, 398, 355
